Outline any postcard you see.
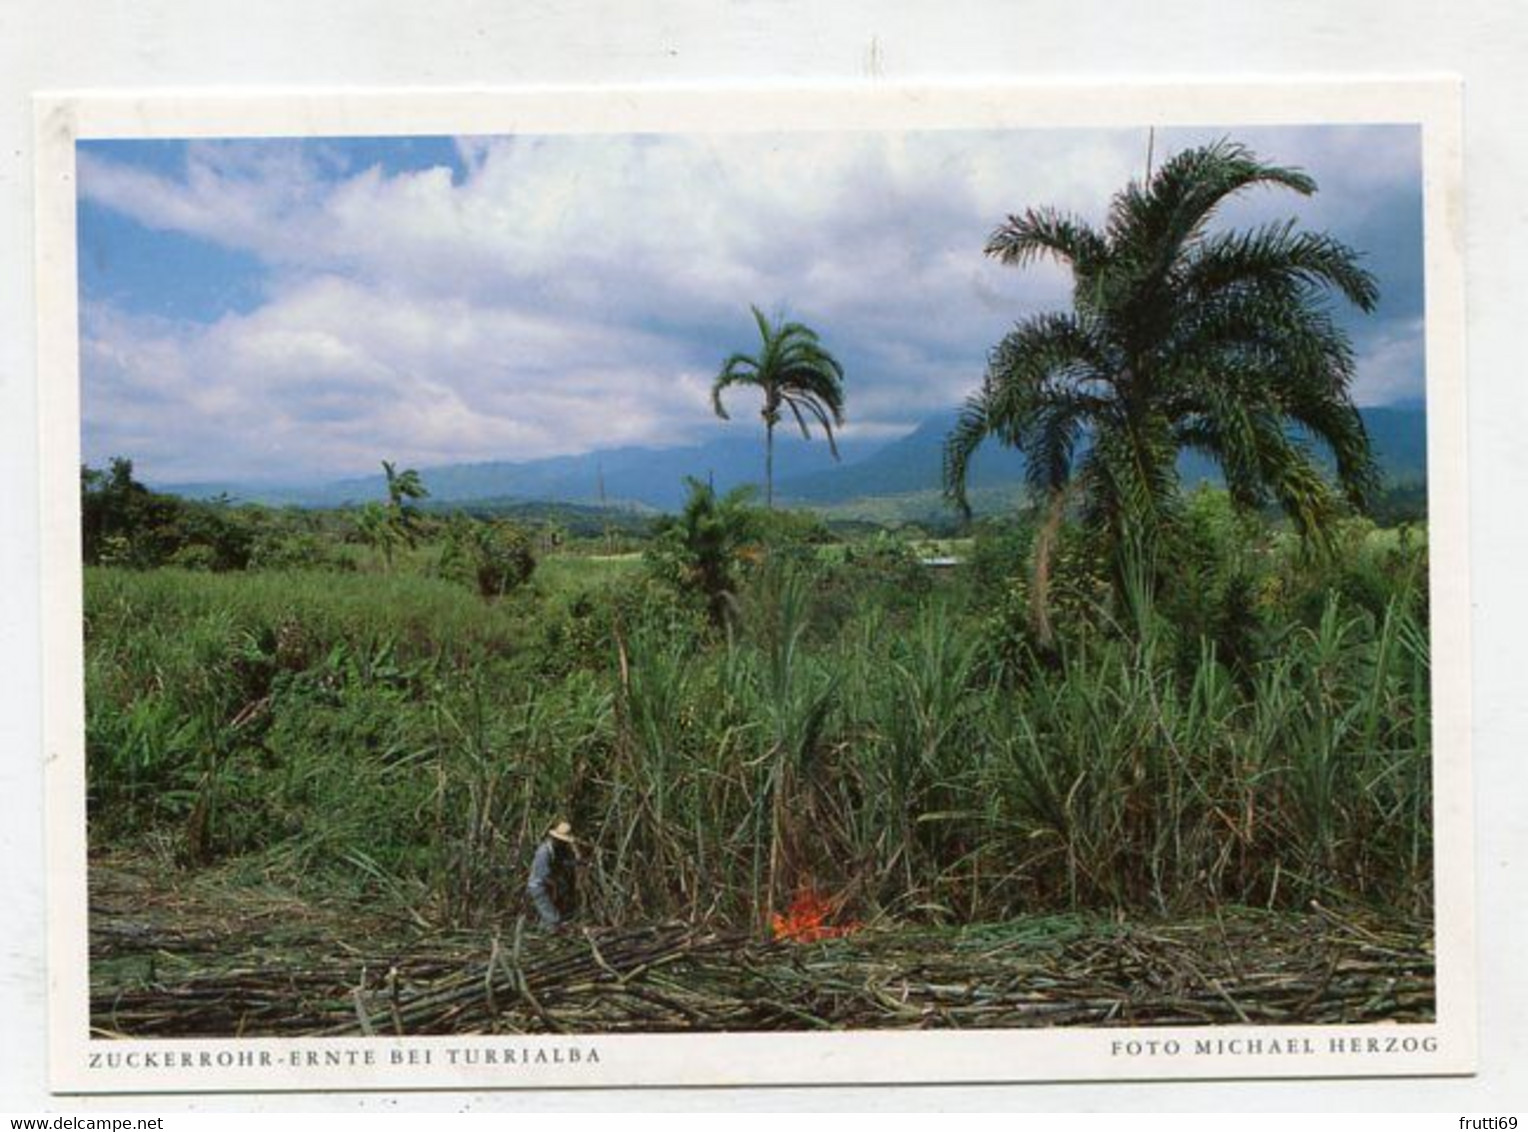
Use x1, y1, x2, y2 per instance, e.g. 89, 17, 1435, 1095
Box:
34, 79, 1470, 1093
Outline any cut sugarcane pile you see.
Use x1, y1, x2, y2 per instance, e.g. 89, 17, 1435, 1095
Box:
90, 905, 1432, 1037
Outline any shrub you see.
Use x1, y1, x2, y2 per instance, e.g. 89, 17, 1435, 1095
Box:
168, 543, 218, 571
248, 529, 353, 572
440, 516, 537, 598
645, 478, 761, 627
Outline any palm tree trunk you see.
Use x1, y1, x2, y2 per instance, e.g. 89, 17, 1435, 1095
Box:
765, 419, 775, 508
1030, 484, 1071, 647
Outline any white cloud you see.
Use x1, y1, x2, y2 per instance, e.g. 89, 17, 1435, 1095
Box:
81, 275, 717, 481
78, 125, 1424, 482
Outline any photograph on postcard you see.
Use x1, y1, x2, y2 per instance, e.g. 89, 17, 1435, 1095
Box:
38, 84, 1470, 1091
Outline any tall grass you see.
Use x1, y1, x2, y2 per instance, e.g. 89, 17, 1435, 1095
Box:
83, 519, 1433, 926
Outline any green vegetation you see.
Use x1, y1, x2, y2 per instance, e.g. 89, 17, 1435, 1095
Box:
644, 478, 762, 627
712, 304, 847, 508
438, 513, 537, 598
83, 465, 1431, 926
82, 139, 1432, 951
83, 458, 263, 572
355, 460, 430, 572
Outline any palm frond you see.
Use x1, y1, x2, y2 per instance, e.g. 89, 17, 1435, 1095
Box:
781, 392, 843, 458
1180, 220, 1380, 313
1109, 139, 1318, 270
1284, 399, 1380, 511
749, 304, 775, 347
1082, 418, 1182, 553
779, 364, 846, 416
943, 390, 995, 519
711, 353, 764, 419
986, 207, 1108, 275
1021, 399, 1087, 498
943, 313, 1110, 515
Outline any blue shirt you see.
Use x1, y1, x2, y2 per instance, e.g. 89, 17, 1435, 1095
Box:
527, 839, 557, 893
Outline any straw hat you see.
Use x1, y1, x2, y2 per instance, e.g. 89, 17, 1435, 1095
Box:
548, 820, 576, 843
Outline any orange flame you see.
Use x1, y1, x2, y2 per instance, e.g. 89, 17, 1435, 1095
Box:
770, 887, 861, 943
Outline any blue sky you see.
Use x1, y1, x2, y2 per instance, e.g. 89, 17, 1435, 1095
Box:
76, 125, 1424, 483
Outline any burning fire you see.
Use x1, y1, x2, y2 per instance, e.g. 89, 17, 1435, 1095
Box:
770, 887, 861, 943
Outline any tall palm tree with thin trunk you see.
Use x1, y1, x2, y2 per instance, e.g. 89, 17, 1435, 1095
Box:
712, 305, 847, 508
945, 139, 1380, 624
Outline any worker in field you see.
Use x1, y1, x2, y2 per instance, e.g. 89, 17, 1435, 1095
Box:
526, 820, 579, 930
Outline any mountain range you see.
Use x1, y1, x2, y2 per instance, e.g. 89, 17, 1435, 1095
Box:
158, 404, 1428, 518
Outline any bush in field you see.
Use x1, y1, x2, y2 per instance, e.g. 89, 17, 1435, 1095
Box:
350, 462, 432, 573
646, 478, 761, 626
840, 532, 928, 591
966, 517, 1035, 596
804, 531, 932, 639
970, 516, 1114, 662
1242, 515, 1428, 639
439, 515, 537, 598
168, 543, 218, 571
753, 506, 835, 548
533, 573, 708, 679
82, 458, 177, 567
1157, 487, 1275, 678
971, 573, 1035, 681
248, 529, 354, 572
176, 500, 256, 572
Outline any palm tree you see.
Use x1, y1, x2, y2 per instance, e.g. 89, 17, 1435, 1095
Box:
381, 459, 429, 548
944, 139, 1380, 620
655, 476, 760, 626
355, 500, 401, 572
712, 305, 846, 508
357, 461, 429, 573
